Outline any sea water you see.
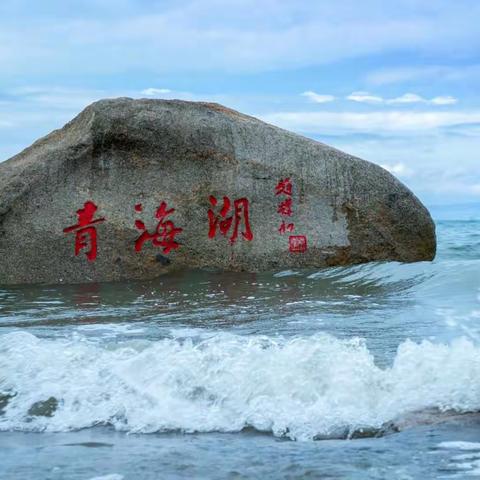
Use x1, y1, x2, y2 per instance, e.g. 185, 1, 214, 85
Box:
0, 207, 479, 479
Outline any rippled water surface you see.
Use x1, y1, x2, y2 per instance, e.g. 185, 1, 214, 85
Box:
0, 215, 479, 479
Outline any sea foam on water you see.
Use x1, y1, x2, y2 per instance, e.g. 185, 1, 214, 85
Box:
0, 330, 479, 440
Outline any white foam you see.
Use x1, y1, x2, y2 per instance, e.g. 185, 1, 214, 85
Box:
439, 442, 480, 451
76, 324, 146, 335
89, 475, 124, 480
1, 331, 479, 440
274, 270, 301, 277
452, 454, 480, 461
441, 446, 480, 478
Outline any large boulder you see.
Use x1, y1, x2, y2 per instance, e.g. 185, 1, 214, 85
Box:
0, 98, 435, 285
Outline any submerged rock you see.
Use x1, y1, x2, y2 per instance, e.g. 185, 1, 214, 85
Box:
0, 98, 435, 285
0, 392, 15, 415
27, 397, 58, 417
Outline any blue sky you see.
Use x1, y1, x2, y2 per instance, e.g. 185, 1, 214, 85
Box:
0, 0, 479, 206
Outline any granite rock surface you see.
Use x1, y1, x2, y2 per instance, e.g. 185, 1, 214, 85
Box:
0, 98, 436, 284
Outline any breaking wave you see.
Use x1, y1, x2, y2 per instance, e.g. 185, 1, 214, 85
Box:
1, 331, 479, 440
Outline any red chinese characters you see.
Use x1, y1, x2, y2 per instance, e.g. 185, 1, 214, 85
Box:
275, 178, 294, 236
274, 178, 308, 253
277, 197, 293, 216
134, 202, 183, 254
208, 195, 253, 244
275, 177, 293, 196
63, 201, 105, 261
289, 235, 307, 253
62, 195, 260, 261
278, 221, 295, 234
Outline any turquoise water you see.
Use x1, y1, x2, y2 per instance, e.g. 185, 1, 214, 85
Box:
0, 214, 479, 479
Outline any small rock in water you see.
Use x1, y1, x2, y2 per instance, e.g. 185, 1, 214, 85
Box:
28, 397, 58, 417
0, 392, 15, 414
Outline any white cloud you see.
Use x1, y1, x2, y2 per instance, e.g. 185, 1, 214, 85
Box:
346, 91, 458, 106
329, 133, 480, 204
380, 162, 413, 177
261, 110, 480, 135
1, 1, 480, 76
431, 95, 458, 105
141, 88, 172, 96
386, 93, 426, 104
346, 91, 383, 103
301, 91, 335, 103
